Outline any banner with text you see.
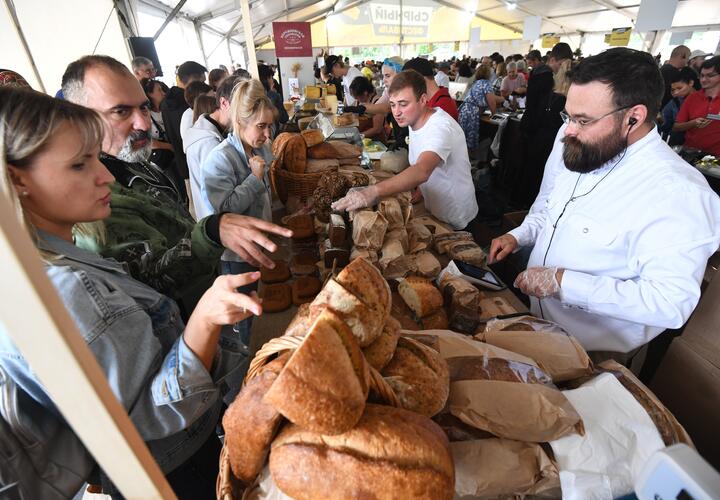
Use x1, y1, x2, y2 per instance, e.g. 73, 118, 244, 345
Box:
369, 3, 435, 38
272, 22, 313, 57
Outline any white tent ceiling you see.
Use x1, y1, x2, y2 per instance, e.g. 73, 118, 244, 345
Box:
140, 0, 720, 48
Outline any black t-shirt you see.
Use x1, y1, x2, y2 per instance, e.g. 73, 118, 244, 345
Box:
660, 63, 680, 109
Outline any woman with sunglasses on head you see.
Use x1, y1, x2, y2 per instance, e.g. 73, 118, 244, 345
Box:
0, 86, 260, 499
141, 78, 175, 172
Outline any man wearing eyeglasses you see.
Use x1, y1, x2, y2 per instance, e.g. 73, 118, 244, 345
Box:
673, 56, 720, 156
131, 56, 156, 81
488, 48, 720, 369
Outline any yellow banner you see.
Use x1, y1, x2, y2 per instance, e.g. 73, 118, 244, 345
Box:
607, 27, 632, 46
542, 34, 560, 48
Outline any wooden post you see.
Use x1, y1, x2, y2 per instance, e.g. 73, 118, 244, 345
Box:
240, 0, 260, 79
0, 195, 176, 499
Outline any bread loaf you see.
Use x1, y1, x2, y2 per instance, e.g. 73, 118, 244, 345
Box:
264, 308, 369, 434
270, 404, 455, 500
289, 253, 318, 277
362, 317, 401, 371
328, 213, 346, 247
272, 132, 295, 159
381, 337, 450, 417
322, 241, 350, 269
412, 251, 441, 279
447, 240, 487, 268
333, 113, 356, 128
223, 353, 289, 484
335, 257, 391, 325
301, 129, 324, 148
260, 261, 290, 284
287, 214, 314, 240
398, 277, 443, 318
308, 142, 340, 160
305, 158, 339, 173
434, 231, 473, 254
378, 198, 405, 229
438, 274, 480, 309
449, 302, 482, 334
329, 140, 362, 159
282, 134, 307, 174
260, 283, 292, 312
285, 303, 313, 337
292, 276, 321, 305
408, 221, 434, 253
420, 308, 449, 330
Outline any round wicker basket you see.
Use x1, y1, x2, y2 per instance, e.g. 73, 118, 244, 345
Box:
216, 333, 411, 498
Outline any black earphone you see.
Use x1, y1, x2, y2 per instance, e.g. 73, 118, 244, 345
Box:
628, 117, 638, 126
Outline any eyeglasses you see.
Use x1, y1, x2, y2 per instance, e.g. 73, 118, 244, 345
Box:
560, 105, 632, 128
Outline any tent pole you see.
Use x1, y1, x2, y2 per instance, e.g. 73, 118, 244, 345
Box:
2, 0, 45, 92
194, 20, 210, 68
153, 0, 188, 41
241, 0, 260, 79
399, 0, 403, 59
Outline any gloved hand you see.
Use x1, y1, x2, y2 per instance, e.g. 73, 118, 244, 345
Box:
343, 105, 367, 115
331, 185, 380, 212
514, 267, 562, 298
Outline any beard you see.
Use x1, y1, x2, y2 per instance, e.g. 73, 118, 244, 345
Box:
117, 129, 152, 163
562, 122, 628, 173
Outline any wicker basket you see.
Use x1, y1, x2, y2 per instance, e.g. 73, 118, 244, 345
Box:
217, 333, 404, 498
270, 160, 332, 205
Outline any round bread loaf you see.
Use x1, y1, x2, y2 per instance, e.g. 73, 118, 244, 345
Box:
362, 316, 401, 371
398, 276, 444, 318
270, 403, 455, 500
336, 257, 391, 325
263, 308, 369, 435
283, 134, 308, 174
222, 353, 289, 484
381, 337, 450, 417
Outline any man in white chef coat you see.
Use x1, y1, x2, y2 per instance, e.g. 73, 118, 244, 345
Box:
488, 48, 720, 366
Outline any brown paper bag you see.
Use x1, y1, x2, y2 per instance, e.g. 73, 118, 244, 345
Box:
407, 221, 434, 253
384, 228, 409, 253
351, 211, 388, 251
412, 251, 441, 279
378, 198, 405, 229
403, 330, 584, 443
452, 439, 560, 499
478, 315, 593, 383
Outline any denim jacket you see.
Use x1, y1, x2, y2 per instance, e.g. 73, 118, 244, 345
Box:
200, 133, 273, 262
0, 231, 245, 476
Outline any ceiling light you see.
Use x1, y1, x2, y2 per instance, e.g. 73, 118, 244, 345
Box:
506, 2, 517, 9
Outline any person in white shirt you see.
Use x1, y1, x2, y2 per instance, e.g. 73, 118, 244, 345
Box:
332, 70, 478, 230
434, 62, 451, 88
488, 48, 720, 362
326, 55, 365, 106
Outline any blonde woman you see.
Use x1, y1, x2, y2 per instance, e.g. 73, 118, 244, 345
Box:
200, 79, 277, 345
0, 86, 260, 498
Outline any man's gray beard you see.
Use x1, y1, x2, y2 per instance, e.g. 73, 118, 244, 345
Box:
117, 139, 152, 163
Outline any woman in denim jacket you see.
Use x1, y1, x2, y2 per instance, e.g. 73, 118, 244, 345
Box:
0, 87, 261, 498
200, 79, 277, 347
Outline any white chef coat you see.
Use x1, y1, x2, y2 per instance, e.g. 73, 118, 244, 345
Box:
342, 66, 364, 106
409, 108, 479, 230
509, 127, 720, 353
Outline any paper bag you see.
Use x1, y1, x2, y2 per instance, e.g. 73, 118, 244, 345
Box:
550, 373, 666, 500
407, 221, 434, 253
384, 228, 409, 253
351, 211, 388, 251
412, 251, 441, 279
479, 315, 593, 383
403, 330, 584, 443
452, 439, 560, 499
378, 198, 405, 229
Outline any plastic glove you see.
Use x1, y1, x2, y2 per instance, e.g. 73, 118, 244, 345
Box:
343, 105, 366, 115
514, 267, 561, 299
331, 185, 380, 212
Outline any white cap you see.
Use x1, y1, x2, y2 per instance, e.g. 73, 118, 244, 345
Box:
689, 50, 710, 60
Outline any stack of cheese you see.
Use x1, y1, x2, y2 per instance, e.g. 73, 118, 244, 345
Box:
223, 258, 454, 499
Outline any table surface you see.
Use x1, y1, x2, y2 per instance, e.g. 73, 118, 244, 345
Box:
248, 197, 529, 356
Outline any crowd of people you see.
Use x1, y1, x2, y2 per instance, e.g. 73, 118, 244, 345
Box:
0, 39, 718, 499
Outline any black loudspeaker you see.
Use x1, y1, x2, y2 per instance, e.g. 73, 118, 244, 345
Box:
128, 36, 163, 76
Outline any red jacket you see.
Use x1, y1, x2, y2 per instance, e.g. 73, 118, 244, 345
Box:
428, 87, 459, 121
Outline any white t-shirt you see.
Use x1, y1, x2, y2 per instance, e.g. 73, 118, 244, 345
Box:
180, 108, 193, 152
342, 66, 364, 106
409, 108, 478, 229
434, 71, 450, 88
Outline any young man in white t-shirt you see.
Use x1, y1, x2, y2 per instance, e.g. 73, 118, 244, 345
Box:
333, 70, 478, 230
